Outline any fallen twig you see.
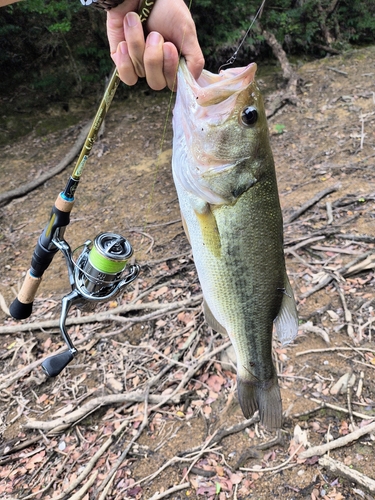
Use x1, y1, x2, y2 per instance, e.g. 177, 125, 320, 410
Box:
23, 391, 186, 432
0, 331, 102, 390
299, 420, 375, 459
149, 483, 191, 500
0, 122, 91, 206
97, 388, 150, 496
178, 415, 259, 457
285, 183, 340, 224
296, 346, 375, 357
234, 430, 284, 469
300, 250, 374, 299
0, 292, 10, 316
0, 294, 203, 334
284, 235, 326, 252
68, 470, 98, 500
21, 455, 70, 499
335, 283, 355, 339
327, 66, 348, 76
240, 443, 303, 473
309, 398, 374, 421
319, 455, 375, 493
50, 417, 130, 500
299, 322, 330, 344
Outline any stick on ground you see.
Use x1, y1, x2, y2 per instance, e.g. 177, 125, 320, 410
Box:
299, 421, 375, 459
319, 455, 375, 493
0, 122, 91, 206
285, 183, 340, 224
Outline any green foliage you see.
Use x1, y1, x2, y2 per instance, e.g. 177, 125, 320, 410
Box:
0, 0, 374, 99
0, 0, 108, 97
193, 0, 375, 67
273, 123, 286, 134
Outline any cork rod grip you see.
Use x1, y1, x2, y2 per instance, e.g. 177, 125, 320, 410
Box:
9, 271, 43, 320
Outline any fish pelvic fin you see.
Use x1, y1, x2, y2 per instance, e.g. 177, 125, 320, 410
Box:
203, 299, 228, 335
237, 374, 282, 430
274, 274, 299, 346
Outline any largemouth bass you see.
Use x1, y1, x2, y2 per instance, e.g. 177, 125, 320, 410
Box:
172, 59, 298, 429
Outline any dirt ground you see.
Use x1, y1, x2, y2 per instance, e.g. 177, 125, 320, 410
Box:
0, 46, 375, 500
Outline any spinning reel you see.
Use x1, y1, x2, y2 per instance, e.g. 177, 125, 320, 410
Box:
41, 232, 140, 377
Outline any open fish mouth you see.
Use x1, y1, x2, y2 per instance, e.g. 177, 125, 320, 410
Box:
179, 60, 258, 107
173, 59, 264, 204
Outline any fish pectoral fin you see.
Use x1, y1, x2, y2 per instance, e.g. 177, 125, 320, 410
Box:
274, 275, 299, 346
192, 200, 221, 257
203, 299, 227, 335
237, 373, 282, 430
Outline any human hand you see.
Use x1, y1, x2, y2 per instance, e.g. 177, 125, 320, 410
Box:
106, 0, 204, 90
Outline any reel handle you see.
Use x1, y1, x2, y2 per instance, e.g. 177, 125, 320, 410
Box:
41, 350, 75, 377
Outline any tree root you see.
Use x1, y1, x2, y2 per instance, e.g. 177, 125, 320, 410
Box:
0, 122, 91, 206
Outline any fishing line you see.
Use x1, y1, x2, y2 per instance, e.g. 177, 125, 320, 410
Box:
218, 0, 267, 71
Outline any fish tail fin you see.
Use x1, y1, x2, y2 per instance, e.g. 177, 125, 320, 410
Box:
237, 374, 282, 430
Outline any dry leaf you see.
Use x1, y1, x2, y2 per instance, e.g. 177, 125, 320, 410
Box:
206, 374, 225, 392
107, 375, 123, 392
330, 371, 356, 395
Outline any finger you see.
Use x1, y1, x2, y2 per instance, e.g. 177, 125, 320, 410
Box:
106, 0, 139, 54
143, 32, 167, 90
163, 42, 179, 92
180, 30, 205, 81
124, 12, 146, 78
113, 41, 139, 86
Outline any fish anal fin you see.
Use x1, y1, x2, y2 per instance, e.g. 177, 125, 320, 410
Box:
203, 299, 227, 335
274, 275, 299, 346
237, 374, 282, 430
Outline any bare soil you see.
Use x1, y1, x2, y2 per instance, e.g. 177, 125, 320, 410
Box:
0, 46, 375, 500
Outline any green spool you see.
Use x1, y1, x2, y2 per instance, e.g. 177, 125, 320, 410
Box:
89, 244, 128, 274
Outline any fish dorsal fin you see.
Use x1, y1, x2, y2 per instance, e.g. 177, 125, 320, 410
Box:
274, 276, 299, 346
203, 299, 228, 335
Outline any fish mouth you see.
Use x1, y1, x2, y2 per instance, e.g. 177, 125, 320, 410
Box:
179, 59, 257, 107
173, 60, 261, 204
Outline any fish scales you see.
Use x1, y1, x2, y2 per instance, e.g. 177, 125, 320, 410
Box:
172, 59, 298, 429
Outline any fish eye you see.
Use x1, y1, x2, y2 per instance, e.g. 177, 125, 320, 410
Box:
241, 106, 258, 127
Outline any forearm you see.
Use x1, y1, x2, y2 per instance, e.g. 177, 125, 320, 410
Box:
0, 0, 22, 7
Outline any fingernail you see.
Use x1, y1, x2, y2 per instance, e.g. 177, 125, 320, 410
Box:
126, 12, 139, 27
163, 43, 173, 59
119, 41, 128, 56
147, 31, 162, 46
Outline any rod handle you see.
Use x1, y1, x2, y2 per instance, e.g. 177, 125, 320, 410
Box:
9, 271, 43, 320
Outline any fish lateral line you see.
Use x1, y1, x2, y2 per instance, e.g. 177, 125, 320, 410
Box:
243, 365, 260, 381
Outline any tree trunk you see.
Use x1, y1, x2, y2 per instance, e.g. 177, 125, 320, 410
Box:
261, 30, 299, 117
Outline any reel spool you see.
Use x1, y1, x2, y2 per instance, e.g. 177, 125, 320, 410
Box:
41, 231, 140, 377
75, 232, 135, 299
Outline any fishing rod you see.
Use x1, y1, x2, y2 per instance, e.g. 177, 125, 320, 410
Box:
9, 0, 155, 377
